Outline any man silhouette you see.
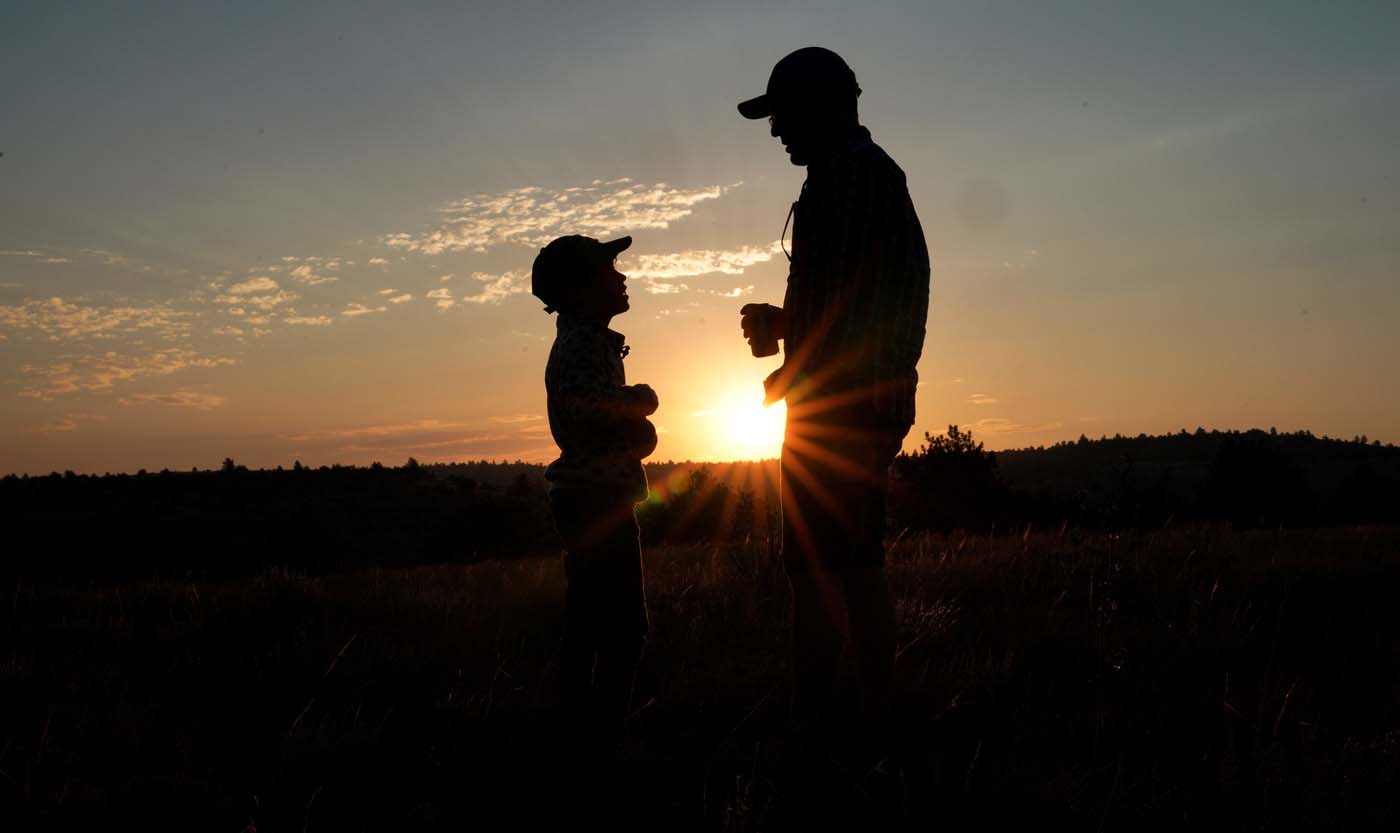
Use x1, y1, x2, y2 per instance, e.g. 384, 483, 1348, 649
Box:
737, 47, 930, 722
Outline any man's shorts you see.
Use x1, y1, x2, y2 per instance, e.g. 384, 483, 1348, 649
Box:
779, 418, 906, 575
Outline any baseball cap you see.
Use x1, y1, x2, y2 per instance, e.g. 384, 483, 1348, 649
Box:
737, 46, 861, 120
531, 234, 632, 313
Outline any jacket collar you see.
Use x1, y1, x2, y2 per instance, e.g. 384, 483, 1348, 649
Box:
807, 124, 874, 172
557, 313, 628, 355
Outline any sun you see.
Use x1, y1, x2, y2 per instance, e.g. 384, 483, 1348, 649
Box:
699, 390, 786, 460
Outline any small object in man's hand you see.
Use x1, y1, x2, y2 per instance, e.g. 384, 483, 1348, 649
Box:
741, 303, 780, 357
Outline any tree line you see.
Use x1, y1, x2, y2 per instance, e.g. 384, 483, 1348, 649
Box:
4, 427, 1397, 582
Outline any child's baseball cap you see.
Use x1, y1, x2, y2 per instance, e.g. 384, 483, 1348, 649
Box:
531, 235, 632, 313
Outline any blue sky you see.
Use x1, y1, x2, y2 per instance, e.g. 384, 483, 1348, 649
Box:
2, 1, 1398, 473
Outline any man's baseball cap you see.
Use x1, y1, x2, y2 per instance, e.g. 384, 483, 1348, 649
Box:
531, 234, 632, 313
737, 46, 861, 120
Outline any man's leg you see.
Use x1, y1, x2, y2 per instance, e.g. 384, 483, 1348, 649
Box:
842, 566, 896, 721
788, 568, 847, 716
781, 438, 849, 715
839, 432, 901, 721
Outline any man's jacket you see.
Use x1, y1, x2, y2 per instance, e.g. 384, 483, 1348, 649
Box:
774, 125, 930, 432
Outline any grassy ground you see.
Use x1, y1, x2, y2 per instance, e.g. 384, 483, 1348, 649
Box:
5, 525, 1400, 830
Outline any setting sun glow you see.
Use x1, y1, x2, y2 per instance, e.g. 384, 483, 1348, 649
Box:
699, 393, 787, 461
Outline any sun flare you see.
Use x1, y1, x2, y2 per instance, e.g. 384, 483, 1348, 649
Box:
698, 391, 786, 460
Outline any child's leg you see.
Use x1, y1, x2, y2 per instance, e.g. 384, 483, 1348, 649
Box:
552, 490, 605, 713
550, 490, 647, 733
589, 498, 648, 733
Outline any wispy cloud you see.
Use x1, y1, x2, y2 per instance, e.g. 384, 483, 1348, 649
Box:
284, 314, 332, 326
368, 257, 389, 266
80, 248, 136, 267
0, 297, 193, 341
973, 418, 1064, 436
625, 241, 782, 280
36, 412, 107, 433
426, 287, 454, 310
489, 414, 545, 424
3, 247, 146, 271
462, 271, 527, 305
16, 349, 237, 400
215, 278, 298, 311
281, 256, 350, 286
342, 303, 387, 317
387, 294, 412, 304
968, 394, 999, 405
120, 389, 227, 410
226, 277, 279, 294
383, 178, 730, 255
289, 264, 336, 286
284, 418, 473, 443
283, 418, 553, 460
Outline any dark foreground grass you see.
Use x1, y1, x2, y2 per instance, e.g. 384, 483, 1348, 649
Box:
5, 525, 1400, 830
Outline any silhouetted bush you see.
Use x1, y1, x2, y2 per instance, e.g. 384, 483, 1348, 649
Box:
890, 425, 1010, 531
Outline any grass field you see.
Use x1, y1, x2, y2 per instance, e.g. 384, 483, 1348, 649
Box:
6, 525, 1400, 830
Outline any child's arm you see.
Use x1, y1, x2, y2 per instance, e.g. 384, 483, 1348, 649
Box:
553, 338, 658, 427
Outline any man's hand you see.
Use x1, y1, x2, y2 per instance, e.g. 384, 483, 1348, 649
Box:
762, 366, 786, 406
739, 303, 786, 355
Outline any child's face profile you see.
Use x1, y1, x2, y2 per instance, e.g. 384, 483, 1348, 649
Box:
566, 259, 629, 319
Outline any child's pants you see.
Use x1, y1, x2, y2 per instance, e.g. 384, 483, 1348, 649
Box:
548, 488, 648, 736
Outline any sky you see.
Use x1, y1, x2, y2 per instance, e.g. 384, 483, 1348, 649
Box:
2, 1, 1399, 475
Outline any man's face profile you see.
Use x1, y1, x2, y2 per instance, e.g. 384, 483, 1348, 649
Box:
768, 99, 840, 167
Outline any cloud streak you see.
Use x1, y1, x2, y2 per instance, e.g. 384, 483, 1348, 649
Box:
283, 417, 552, 460
215, 278, 298, 311
16, 349, 237, 400
383, 178, 729, 255
624, 241, 782, 280
462, 271, 528, 305
120, 389, 227, 410
281, 256, 351, 286
284, 314, 332, 326
973, 418, 1064, 435
0, 297, 194, 342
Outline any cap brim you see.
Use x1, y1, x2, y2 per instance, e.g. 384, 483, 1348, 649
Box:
737, 94, 770, 120
601, 235, 632, 257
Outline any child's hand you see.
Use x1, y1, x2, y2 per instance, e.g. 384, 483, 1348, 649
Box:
625, 416, 658, 460
628, 383, 659, 416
